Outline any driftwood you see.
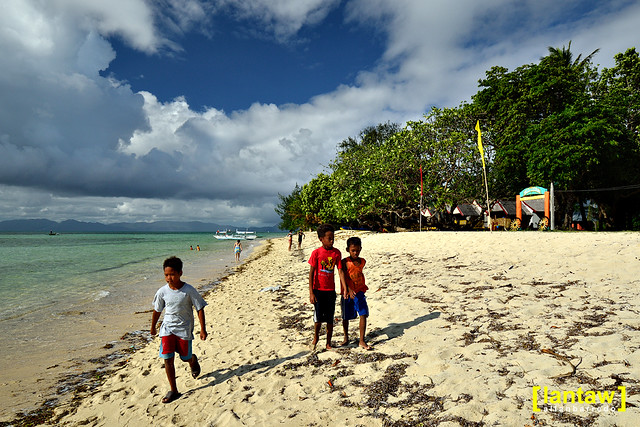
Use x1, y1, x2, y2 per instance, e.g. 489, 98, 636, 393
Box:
541, 348, 583, 379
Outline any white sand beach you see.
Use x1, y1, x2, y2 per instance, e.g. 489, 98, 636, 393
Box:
46, 231, 639, 426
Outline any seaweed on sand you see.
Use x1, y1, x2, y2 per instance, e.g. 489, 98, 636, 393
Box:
278, 312, 309, 331
364, 363, 409, 410
1, 330, 152, 427
346, 351, 417, 365
515, 332, 541, 351
282, 352, 332, 371
539, 406, 598, 427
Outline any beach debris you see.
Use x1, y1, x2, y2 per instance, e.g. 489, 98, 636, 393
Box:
462, 326, 481, 346
363, 363, 408, 409
515, 332, 540, 351
282, 352, 331, 371
541, 348, 582, 379
259, 285, 282, 292
345, 351, 416, 365
9, 406, 56, 427
445, 264, 468, 270
546, 409, 598, 426
278, 313, 308, 331
525, 413, 541, 426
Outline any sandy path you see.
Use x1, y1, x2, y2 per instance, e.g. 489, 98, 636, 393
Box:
50, 231, 640, 426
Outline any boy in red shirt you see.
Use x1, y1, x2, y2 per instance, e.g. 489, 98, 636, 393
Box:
308, 224, 345, 350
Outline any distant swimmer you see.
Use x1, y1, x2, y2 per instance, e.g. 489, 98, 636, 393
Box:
196, 245, 200, 251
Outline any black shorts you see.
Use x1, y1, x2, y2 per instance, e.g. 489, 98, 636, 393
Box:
313, 290, 336, 324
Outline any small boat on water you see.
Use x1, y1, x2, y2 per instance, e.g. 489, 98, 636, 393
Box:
214, 230, 257, 240
235, 230, 257, 240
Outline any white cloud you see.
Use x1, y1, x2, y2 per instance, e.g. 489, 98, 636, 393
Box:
52, 0, 161, 53
219, 0, 341, 40
1, 0, 640, 226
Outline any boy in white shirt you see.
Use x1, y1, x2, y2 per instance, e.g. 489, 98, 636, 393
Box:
151, 256, 207, 403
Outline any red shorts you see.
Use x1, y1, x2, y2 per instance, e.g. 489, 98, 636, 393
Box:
159, 334, 192, 361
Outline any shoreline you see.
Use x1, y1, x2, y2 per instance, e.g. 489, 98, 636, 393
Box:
19, 231, 640, 426
0, 242, 260, 424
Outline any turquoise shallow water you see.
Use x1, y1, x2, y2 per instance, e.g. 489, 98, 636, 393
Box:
0, 233, 235, 322
0, 232, 280, 420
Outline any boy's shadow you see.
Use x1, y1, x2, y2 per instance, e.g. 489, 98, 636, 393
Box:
187, 351, 307, 393
368, 312, 440, 344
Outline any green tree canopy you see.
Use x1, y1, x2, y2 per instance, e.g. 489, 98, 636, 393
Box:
275, 184, 303, 231
474, 42, 624, 226
276, 44, 640, 230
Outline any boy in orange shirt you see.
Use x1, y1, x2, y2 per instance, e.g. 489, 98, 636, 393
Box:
340, 236, 372, 350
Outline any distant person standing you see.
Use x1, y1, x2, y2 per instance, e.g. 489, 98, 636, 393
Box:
234, 240, 242, 261
287, 231, 293, 251
297, 230, 305, 249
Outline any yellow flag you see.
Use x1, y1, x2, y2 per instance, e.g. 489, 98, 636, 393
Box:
475, 120, 485, 169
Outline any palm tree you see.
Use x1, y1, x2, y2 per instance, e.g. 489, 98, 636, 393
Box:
545, 41, 599, 71
538, 41, 600, 112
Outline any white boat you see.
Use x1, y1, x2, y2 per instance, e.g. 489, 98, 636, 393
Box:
235, 230, 257, 240
214, 231, 239, 240
214, 230, 257, 240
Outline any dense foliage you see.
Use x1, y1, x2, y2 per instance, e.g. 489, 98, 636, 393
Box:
277, 45, 640, 231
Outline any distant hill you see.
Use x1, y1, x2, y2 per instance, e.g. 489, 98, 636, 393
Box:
0, 219, 282, 233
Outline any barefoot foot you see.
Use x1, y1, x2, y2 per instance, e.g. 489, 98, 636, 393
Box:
162, 390, 181, 404
359, 342, 373, 351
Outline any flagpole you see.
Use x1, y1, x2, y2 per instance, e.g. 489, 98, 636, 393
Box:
482, 160, 491, 232
419, 166, 423, 232
475, 121, 492, 232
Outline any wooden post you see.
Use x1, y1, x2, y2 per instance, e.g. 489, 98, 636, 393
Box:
544, 191, 550, 219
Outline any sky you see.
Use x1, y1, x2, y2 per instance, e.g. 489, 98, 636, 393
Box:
1, 0, 639, 227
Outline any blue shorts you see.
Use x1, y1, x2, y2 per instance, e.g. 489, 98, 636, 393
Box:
313, 290, 336, 324
341, 292, 369, 320
159, 334, 193, 361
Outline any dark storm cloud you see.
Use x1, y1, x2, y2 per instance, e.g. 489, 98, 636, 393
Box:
1, 0, 639, 225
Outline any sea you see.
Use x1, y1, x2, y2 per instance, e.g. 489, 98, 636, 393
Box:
0, 232, 282, 421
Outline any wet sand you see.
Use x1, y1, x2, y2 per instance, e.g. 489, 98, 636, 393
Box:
0, 247, 246, 423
